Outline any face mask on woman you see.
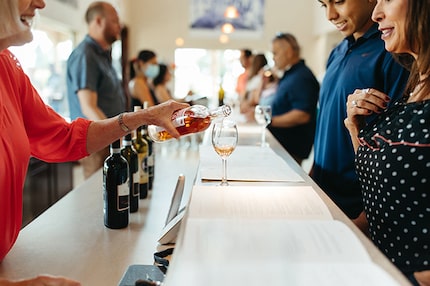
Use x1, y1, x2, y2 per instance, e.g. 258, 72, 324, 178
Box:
144, 64, 160, 79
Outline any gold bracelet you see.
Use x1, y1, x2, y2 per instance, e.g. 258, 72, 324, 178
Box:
118, 113, 131, 132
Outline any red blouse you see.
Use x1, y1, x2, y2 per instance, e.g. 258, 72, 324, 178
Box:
0, 49, 91, 261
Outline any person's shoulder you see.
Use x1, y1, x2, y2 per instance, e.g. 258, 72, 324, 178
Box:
0, 49, 24, 74
0, 49, 16, 62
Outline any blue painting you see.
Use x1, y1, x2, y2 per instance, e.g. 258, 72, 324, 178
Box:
56, 0, 78, 9
190, 0, 265, 33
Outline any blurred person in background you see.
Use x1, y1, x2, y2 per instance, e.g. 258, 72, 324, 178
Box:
236, 48, 253, 100
128, 49, 159, 108
257, 66, 278, 107
239, 53, 268, 121
153, 63, 174, 103
268, 33, 319, 165
66, 1, 125, 179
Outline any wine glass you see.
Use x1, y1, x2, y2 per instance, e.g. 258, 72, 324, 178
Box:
254, 105, 272, 147
211, 119, 238, 186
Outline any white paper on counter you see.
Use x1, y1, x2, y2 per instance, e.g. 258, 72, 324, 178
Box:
188, 185, 333, 220
199, 145, 304, 182
164, 219, 400, 286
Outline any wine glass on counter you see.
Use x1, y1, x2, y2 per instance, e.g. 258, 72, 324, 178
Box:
211, 119, 238, 186
254, 105, 272, 147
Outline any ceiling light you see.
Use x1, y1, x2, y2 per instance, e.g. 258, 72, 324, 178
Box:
221, 23, 234, 34
224, 5, 239, 19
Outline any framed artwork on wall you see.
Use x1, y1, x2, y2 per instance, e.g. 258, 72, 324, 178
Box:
189, 0, 265, 38
55, 0, 78, 9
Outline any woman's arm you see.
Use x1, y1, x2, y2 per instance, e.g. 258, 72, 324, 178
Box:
86, 100, 189, 154
351, 211, 369, 237
154, 85, 173, 103
129, 78, 155, 106
0, 275, 80, 286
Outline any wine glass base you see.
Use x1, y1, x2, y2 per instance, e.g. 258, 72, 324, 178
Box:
218, 181, 229, 186
259, 142, 270, 147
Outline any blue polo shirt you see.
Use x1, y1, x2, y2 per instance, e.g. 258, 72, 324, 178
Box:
312, 23, 409, 218
66, 35, 125, 120
268, 60, 319, 159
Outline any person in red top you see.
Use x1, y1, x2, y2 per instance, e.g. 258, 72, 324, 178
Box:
235, 49, 253, 99
0, 0, 188, 285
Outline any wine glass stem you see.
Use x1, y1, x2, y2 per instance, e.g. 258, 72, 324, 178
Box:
261, 126, 266, 146
221, 158, 228, 186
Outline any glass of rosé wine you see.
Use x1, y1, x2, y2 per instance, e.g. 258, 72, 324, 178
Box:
211, 119, 238, 186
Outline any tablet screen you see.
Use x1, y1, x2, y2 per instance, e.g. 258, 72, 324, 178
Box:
165, 174, 185, 225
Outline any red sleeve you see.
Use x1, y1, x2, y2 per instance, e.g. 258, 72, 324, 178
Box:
13, 50, 91, 162
24, 87, 91, 162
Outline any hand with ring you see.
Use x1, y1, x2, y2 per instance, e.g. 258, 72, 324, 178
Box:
344, 88, 391, 151
347, 88, 390, 113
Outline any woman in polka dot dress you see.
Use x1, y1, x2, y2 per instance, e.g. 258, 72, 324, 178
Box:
344, 0, 430, 285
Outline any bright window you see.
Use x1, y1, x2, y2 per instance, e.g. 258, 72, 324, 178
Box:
174, 48, 244, 108
9, 24, 74, 120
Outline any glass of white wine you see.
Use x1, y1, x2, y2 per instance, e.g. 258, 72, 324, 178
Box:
211, 119, 238, 186
254, 105, 272, 147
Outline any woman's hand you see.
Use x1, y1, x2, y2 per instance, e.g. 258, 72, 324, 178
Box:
344, 88, 390, 151
144, 100, 189, 138
351, 211, 370, 237
0, 275, 81, 286
415, 270, 430, 286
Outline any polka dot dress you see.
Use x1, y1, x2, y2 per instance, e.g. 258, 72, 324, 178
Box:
356, 98, 430, 276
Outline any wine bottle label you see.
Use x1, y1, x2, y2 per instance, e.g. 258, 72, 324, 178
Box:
171, 109, 186, 127
117, 181, 129, 211
138, 154, 149, 184
133, 182, 139, 197
133, 172, 139, 189
147, 154, 154, 166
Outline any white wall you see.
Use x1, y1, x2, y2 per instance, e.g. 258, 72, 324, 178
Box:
39, 0, 343, 76
125, 1, 317, 70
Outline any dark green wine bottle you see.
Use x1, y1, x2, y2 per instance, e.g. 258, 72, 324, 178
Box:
143, 101, 155, 191
103, 139, 129, 229
121, 133, 139, 213
133, 106, 149, 199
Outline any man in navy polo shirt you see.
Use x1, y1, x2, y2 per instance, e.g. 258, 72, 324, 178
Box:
312, 0, 409, 222
67, 1, 126, 179
268, 33, 319, 165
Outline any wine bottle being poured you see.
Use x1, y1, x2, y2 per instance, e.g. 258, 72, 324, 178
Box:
147, 104, 231, 142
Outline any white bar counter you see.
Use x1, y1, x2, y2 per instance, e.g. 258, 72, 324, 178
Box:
0, 140, 200, 285
0, 125, 411, 285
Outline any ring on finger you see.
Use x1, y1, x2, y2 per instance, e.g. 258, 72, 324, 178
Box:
351, 100, 358, 107
362, 88, 370, 94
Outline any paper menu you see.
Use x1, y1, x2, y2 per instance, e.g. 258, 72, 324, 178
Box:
164, 219, 400, 286
199, 145, 304, 182
163, 185, 401, 286
187, 185, 333, 220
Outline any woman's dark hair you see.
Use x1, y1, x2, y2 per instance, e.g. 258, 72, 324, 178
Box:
129, 59, 138, 80
137, 50, 156, 63
242, 49, 252, 59
395, 0, 430, 98
249, 54, 267, 78
129, 50, 157, 80
153, 64, 168, 87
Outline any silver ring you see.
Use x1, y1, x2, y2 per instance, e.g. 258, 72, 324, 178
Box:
351, 100, 358, 107
362, 88, 370, 94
